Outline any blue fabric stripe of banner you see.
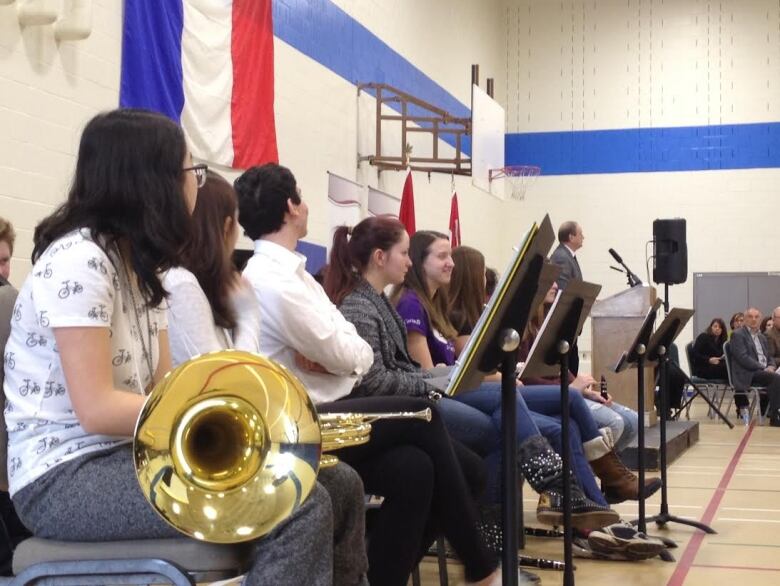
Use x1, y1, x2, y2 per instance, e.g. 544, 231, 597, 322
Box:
120, 0, 185, 123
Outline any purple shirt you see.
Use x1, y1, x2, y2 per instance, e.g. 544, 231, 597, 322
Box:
396, 290, 456, 366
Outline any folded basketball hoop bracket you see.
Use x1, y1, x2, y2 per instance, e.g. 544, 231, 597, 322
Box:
489, 165, 541, 200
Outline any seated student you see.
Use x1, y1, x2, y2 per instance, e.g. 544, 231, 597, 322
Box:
520, 281, 639, 454
447, 244, 659, 504
0, 216, 15, 284
323, 219, 617, 534
3, 110, 334, 586
691, 318, 728, 380
232, 164, 507, 586
162, 171, 368, 586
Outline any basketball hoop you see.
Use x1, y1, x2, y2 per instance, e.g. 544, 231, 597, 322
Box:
489, 165, 541, 201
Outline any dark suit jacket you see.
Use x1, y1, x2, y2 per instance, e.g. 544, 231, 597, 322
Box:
729, 326, 775, 391
549, 243, 582, 290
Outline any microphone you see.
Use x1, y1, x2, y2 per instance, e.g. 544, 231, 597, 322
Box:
608, 248, 623, 264
607, 248, 643, 287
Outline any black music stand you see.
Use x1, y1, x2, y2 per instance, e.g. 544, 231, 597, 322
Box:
521, 280, 602, 586
646, 309, 717, 535
448, 216, 557, 586
613, 299, 662, 533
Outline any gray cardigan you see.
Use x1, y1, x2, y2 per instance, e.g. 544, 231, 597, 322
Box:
339, 279, 435, 398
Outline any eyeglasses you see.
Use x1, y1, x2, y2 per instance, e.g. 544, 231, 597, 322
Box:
183, 163, 208, 188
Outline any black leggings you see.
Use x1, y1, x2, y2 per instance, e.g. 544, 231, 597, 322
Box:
318, 396, 496, 586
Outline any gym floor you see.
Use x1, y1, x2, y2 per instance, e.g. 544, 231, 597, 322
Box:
415, 398, 780, 585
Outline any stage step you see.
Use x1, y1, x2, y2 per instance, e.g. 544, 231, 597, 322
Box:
619, 420, 699, 471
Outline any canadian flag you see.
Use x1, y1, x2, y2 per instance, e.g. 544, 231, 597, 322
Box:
398, 171, 416, 235
449, 192, 461, 247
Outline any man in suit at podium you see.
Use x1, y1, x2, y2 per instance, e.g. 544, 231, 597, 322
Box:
730, 307, 780, 426
550, 220, 584, 374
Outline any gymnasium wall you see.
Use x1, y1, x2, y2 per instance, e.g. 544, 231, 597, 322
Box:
503, 0, 780, 362
0, 0, 511, 285
0, 0, 122, 281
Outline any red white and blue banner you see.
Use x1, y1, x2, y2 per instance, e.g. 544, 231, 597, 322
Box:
120, 0, 278, 168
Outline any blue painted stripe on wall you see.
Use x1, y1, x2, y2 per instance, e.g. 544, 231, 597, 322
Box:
272, 0, 471, 154
506, 122, 780, 175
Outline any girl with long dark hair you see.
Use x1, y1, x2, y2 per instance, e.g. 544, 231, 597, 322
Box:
4, 110, 334, 586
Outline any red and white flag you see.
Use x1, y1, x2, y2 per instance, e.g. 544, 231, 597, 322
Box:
399, 171, 416, 235
449, 192, 461, 247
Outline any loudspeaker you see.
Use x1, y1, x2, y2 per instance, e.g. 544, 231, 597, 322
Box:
653, 218, 687, 285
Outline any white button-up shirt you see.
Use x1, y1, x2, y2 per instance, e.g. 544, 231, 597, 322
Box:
243, 240, 373, 404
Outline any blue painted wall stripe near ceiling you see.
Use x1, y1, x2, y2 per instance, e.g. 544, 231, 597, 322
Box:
272, 0, 472, 154
272, 0, 780, 174
506, 122, 780, 175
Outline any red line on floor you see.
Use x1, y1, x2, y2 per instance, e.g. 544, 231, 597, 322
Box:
666, 423, 756, 586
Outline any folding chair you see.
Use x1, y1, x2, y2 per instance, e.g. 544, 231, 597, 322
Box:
684, 342, 731, 420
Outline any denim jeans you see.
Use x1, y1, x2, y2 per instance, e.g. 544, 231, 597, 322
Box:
587, 400, 638, 453
436, 395, 499, 457
519, 386, 601, 442
452, 383, 607, 506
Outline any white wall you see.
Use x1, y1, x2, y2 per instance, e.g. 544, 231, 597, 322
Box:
0, 0, 122, 285
503, 0, 780, 366
274, 0, 510, 265
1, 0, 513, 281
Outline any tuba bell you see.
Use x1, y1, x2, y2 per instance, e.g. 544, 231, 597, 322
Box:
134, 350, 431, 543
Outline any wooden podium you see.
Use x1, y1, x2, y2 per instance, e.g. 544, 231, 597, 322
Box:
591, 285, 657, 427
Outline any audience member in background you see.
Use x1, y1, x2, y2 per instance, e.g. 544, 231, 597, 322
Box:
730, 307, 780, 425
691, 318, 728, 380
0, 216, 15, 284
729, 312, 744, 337
761, 316, 774, 335
765, 307, 780, 365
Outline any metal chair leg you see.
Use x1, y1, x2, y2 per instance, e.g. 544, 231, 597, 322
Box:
436, 536, 449, 586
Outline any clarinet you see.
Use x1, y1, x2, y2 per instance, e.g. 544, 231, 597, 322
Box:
518, 555, 568, 571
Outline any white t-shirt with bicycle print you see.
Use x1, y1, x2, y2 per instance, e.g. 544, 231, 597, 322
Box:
3, 229, 166, 496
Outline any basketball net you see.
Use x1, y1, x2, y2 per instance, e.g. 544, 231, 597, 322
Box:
489, 166, 541, 201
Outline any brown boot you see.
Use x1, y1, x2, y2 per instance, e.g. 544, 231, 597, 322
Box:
584, 436, 662, 504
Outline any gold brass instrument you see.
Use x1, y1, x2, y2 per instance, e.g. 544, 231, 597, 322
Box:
134, 350, 431, 543
319, 409, 432, 467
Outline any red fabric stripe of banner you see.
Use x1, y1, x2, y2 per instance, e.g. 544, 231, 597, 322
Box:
231, 0, 278, 168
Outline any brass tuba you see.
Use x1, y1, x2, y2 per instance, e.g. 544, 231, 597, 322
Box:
134, 350, 430, 543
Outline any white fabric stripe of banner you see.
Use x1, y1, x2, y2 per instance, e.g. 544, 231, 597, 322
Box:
180, 0, 235, 166
328, 172, 364, 254
367, 186, 400, 217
